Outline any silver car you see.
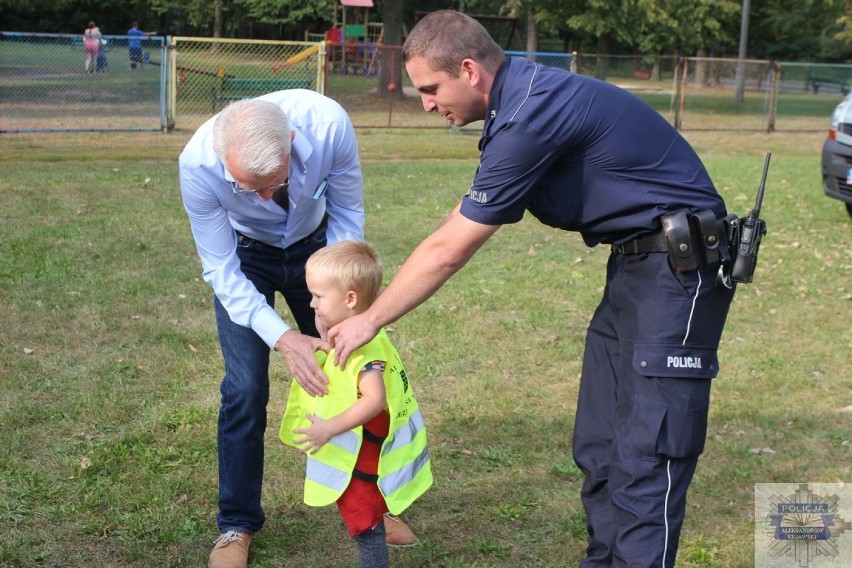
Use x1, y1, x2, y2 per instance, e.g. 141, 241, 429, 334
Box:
821, 94, 852, 218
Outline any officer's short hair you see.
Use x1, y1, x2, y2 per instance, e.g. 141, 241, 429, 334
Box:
403, 10, 505, 77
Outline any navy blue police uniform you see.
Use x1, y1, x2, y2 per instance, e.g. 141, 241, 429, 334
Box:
459, 57, 736, 567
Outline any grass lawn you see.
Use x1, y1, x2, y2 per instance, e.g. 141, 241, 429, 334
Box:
0, 124, 849, 567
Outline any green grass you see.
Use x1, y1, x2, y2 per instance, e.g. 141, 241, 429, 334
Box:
0, 125, 850, 567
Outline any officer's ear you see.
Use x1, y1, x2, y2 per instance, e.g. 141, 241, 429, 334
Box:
460, 59, 480, 87
459, 59, 487, 90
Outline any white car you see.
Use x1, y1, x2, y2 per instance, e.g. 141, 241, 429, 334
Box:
821, 93, 852, 218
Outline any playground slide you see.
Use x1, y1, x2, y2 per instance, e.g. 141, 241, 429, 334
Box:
273, 44, 320, 72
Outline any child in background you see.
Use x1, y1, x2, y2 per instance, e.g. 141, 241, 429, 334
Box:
280, 241, 432, 567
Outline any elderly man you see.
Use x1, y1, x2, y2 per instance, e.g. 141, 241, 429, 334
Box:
179, 91, 413, 568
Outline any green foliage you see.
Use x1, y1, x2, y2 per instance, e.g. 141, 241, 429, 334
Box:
567, 0, 637, 47
753, 0, 849, 61
149, 0, 212, 28
232, 0, 334, 26
4, 0, 852, 63
633, 0, 739, 56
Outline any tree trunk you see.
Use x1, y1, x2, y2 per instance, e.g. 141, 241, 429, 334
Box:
210, 0, 222, 53
695, 46, 708, 86
379, 0, 405, 99
595, 35, 611, 80
526, 6, 538, 54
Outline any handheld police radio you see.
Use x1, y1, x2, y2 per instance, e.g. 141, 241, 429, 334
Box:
730, 152, 771, 283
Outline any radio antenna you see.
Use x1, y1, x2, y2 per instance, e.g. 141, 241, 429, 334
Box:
751, 152, 771, 219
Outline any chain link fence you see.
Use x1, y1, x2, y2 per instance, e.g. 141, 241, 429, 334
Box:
579, 55, 850, 133
170, 37, 323, 132
574, 53, 679, 82
0, 31, 167, 132
775, 61, 852, 132
674, 57, 776, 131
506, 50, 575, 72
3, 31, 849, 134
324, 42, 434, 130
672, 57, 851, 132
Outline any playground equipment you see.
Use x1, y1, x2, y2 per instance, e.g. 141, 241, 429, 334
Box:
272, 44, 320, 72
326, 0, 383, 75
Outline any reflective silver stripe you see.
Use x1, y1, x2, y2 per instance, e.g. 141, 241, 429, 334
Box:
329, 429, 359, 454
682, 270, 702, 345
662, 459, 672, 568
378, 446, 430, 496
306, 455, 351, 492
382, 409, 426, 456
305, 431, 359, 493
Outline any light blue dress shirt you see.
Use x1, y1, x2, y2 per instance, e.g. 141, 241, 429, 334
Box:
179, 89, 365, 348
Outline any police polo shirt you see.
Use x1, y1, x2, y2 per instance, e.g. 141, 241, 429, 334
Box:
179, 89, 365, 348
460, 57, 725, 246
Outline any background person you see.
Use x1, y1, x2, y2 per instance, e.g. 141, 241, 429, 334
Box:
82, 21, 101, 73
127, 21, 155, 69
328, 10, 736, 568
96, 33, 109, 73
179, 92, 364, 568
281, 240, 431, 568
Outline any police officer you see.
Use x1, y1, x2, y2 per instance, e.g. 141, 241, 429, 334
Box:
328, 10, 736, 568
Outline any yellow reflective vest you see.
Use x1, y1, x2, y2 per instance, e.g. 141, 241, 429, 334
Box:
279, 328, 432, 515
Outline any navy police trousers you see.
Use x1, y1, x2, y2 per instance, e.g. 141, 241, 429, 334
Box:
573, 252, 735, 567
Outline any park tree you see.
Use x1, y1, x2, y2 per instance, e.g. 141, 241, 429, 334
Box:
148, 0, 217, 33
565, 0, 641, 78
835, 0, 852, 49
478, 0, 547, 53
232, 0, 333, 29
633, 0, 738, 83
456, 0, 583, 53
375, 0, 405, 99
750, 0, 849, 61
7, 0, 851, 65
146, 0, 334, 37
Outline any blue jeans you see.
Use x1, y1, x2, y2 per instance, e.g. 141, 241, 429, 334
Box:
353, 520, 388, 568
214, 223, 326, 534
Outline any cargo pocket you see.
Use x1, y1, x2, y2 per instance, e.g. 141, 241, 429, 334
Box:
629, 344, 718, 459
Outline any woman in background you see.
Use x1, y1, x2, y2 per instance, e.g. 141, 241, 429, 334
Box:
82, 21, 102, 74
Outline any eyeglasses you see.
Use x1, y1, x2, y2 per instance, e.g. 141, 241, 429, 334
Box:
229, 178, 289, 195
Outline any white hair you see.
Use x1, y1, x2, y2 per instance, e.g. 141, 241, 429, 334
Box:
212, 99, 291, 177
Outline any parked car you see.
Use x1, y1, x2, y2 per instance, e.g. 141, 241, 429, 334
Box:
821, 93, 852, 218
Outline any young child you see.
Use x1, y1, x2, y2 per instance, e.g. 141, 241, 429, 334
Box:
280, 240, 432, 567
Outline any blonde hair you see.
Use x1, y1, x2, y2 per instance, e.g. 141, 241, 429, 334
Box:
306, 241, 383, 305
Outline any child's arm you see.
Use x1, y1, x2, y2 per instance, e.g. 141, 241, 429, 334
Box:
293, 368, 386, 454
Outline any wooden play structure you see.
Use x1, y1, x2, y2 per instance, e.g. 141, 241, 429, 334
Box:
327, 0, 383, 75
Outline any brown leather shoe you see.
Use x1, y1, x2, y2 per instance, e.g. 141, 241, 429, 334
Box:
209, 531, 252, 568
383, 513, 418, 547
